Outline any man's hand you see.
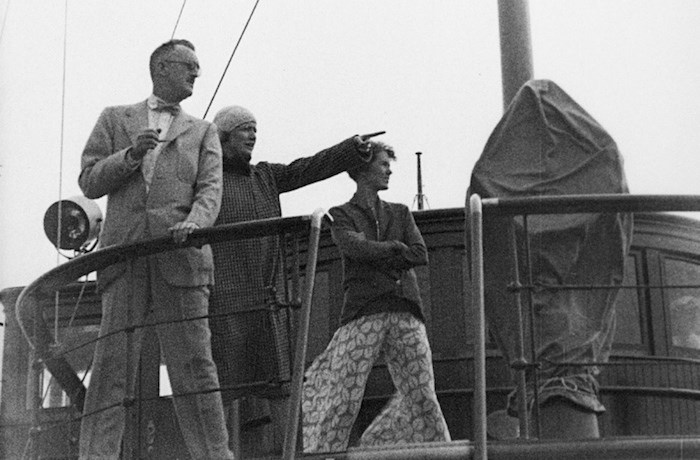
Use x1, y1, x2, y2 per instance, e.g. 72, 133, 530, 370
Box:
130, 128, 161, 161
169, 221, 199, 244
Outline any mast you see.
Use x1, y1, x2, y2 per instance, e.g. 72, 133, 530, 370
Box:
482, 0, 536, 446
415, 151, 425, 210
497, 0, 534, 110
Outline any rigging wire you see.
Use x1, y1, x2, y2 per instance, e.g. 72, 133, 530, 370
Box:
170, 0, 187, 40
0, 0, 11, 48
53, 0, 70, 343
203, 0, 262, 119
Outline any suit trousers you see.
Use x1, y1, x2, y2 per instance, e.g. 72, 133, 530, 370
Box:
79, 257, 232, 459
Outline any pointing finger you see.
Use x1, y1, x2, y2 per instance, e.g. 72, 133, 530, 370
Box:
360, 131, 386, 141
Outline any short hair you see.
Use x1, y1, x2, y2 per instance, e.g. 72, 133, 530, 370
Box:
348, 141, 396, 181
149, 39, 196, 79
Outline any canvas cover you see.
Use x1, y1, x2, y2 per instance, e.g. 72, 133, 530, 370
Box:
469, 79, 633, 413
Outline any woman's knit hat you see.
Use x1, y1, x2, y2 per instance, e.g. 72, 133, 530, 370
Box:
212, 105, 256, 134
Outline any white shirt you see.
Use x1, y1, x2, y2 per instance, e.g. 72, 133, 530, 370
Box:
141, 95, 177, 190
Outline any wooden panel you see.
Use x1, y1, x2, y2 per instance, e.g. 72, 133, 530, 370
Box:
305, 270, 331, 362
427, 247, 468, 359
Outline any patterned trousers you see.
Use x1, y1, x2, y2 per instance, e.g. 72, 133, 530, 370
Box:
302, 312, 451, 453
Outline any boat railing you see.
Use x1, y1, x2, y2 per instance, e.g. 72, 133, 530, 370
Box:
13, 209, 326, 459
11, 194, 700, 459
467, 193, 700, 460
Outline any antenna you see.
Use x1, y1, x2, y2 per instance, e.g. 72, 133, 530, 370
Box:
413, 151, 429, 210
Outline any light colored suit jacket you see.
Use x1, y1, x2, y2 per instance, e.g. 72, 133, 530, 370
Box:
79, 100, 222, 288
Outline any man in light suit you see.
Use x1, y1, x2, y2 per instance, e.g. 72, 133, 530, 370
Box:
78, 39, 233, 459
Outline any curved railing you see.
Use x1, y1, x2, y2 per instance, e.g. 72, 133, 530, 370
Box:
467, 194, 700, 460
15, 214, 315, 413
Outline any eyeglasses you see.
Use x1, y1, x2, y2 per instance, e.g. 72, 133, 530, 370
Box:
165, 60, 201, 76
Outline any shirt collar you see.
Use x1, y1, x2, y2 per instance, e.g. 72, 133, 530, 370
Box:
147, 94, 181, 114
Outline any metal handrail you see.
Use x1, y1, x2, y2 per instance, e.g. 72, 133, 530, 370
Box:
467, 195, 488, 460
480, 194, 700, 215
466, 193, 700, 460
283, 208, 326, 459
15, 214, 313, 412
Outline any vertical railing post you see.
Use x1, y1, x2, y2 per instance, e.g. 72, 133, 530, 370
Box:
282, 209, 325, 460
469, 194, 488, 460
521, 214, 541, 438
26, 349, 41, 460
122, 261, 137, 460
508, 220, 531, 439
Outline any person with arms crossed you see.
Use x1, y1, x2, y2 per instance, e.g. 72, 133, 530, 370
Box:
78, 39, 233, 459
302, 141, 451, 452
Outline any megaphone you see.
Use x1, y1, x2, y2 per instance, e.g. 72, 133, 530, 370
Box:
43, 195, 102, 250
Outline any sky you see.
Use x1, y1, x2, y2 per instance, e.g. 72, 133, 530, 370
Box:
1, 0, 700, 380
